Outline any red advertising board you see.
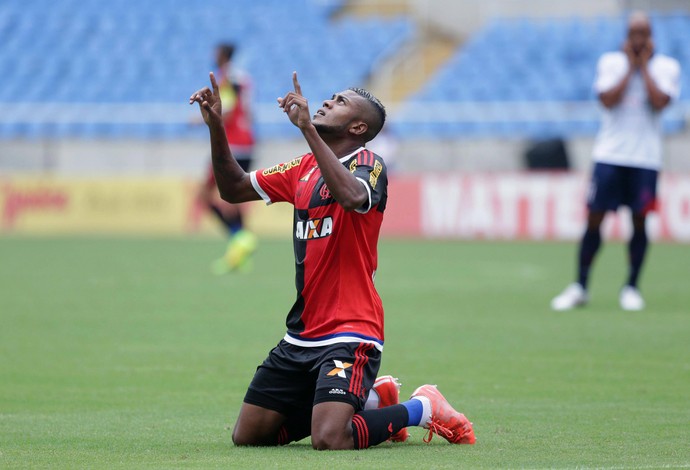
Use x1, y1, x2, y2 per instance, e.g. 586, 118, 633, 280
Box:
383, 173, 690, 242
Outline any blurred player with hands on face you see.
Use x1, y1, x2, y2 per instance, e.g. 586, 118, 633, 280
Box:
551, 11, 681, 312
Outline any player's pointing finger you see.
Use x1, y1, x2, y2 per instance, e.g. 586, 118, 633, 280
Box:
209, 72, 219, 96
292, 71, 302, 96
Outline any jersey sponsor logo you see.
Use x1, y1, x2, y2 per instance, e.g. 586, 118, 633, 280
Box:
370, 160, 383, 189
262, 157, 302, 176
328, 388, 347, 395
300, 165, 318, 182
349, 160, 357, 173
295, 216, 333, 240
319, 184, 331, 200
327, 360, 352, 378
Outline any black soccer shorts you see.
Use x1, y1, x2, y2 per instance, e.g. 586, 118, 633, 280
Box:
587, 162, 658, 214
243, 339, 382, 416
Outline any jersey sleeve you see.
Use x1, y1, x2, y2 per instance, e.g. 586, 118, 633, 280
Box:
594, 53, 627, 93
651, 58, 681, 101
250, 156, 305, 205
348, 149, 388, 214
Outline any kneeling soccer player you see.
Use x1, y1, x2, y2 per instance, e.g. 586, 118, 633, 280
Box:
190, 71, 475, 449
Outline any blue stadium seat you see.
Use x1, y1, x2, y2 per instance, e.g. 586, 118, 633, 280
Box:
2, 4, 687, 141
401, 12, 689, 139
0, 0, 411, 140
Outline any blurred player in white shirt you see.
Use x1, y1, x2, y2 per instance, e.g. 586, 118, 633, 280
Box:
552, 11, 681, 311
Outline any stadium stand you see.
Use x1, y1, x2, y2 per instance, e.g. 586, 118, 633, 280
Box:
1, 3, 688, 141
0, 0, 412, 139
393, 12, 690, 139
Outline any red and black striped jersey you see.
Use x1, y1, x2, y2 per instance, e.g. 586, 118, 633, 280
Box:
250, 147, 388, 351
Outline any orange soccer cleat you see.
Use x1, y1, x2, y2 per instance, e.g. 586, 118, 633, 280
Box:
410, 384, 476, 445
372, 375, 409, 442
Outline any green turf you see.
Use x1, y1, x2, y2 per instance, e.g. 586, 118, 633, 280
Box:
1, 236, 688, 469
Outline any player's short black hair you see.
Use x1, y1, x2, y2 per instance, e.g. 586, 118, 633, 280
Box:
348, 87, 386, 142
217, 43, 236, 61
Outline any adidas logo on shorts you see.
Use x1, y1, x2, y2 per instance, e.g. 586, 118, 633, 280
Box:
328, 388, 346, 395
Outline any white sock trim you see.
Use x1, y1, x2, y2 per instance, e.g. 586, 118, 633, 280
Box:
411, 395, 432, 427
364, 389, 379, 410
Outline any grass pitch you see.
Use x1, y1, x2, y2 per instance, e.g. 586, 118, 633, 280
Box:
0, 236, 688, 469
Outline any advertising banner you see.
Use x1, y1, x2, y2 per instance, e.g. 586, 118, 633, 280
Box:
383, 173, 690, 242
2, 174, 689, 241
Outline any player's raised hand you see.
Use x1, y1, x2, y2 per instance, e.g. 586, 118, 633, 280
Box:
277, 72, 311, 130
623, 40, 638, 67
189, 72, 222, 127
639, 38, 654, 67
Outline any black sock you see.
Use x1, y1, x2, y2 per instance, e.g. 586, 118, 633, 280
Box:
228, 212, 243, 234
209, 204, 233, 234
209, 204, 243, 235
577, 228, 602, 289
351, 404, 409, 449
627, 227, 648, 288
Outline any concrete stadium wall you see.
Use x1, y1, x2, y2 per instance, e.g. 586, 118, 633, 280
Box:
389, 133, 690, 174
397, 0, 690, 39
2, 131, 690, 176
407, 0, 619, 39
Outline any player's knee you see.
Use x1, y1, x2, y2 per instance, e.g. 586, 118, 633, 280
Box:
631, 214, 647, 231
232, 425, 265, 447
311, 433, 345, 450
231, 427, 252, 446
586, 212, 605, 231
310, 423, 353, 450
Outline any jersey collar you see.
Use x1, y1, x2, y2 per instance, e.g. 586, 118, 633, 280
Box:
338, 146, 366, 163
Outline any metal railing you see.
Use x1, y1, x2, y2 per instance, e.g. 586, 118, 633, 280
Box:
0, 101, 686, 127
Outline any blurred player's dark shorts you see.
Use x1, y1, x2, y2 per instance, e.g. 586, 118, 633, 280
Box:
587, 162, 658, 214
205, 153, 252, 187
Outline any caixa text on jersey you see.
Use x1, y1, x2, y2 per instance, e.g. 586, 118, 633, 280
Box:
295, 216, 333, 240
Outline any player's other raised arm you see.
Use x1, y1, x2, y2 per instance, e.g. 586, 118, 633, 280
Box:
189, 72, 260, 203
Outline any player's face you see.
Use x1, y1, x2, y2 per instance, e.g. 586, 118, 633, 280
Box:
215, 49, 230, 68
628, 20, 651, 54
312, 90, 363, 135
